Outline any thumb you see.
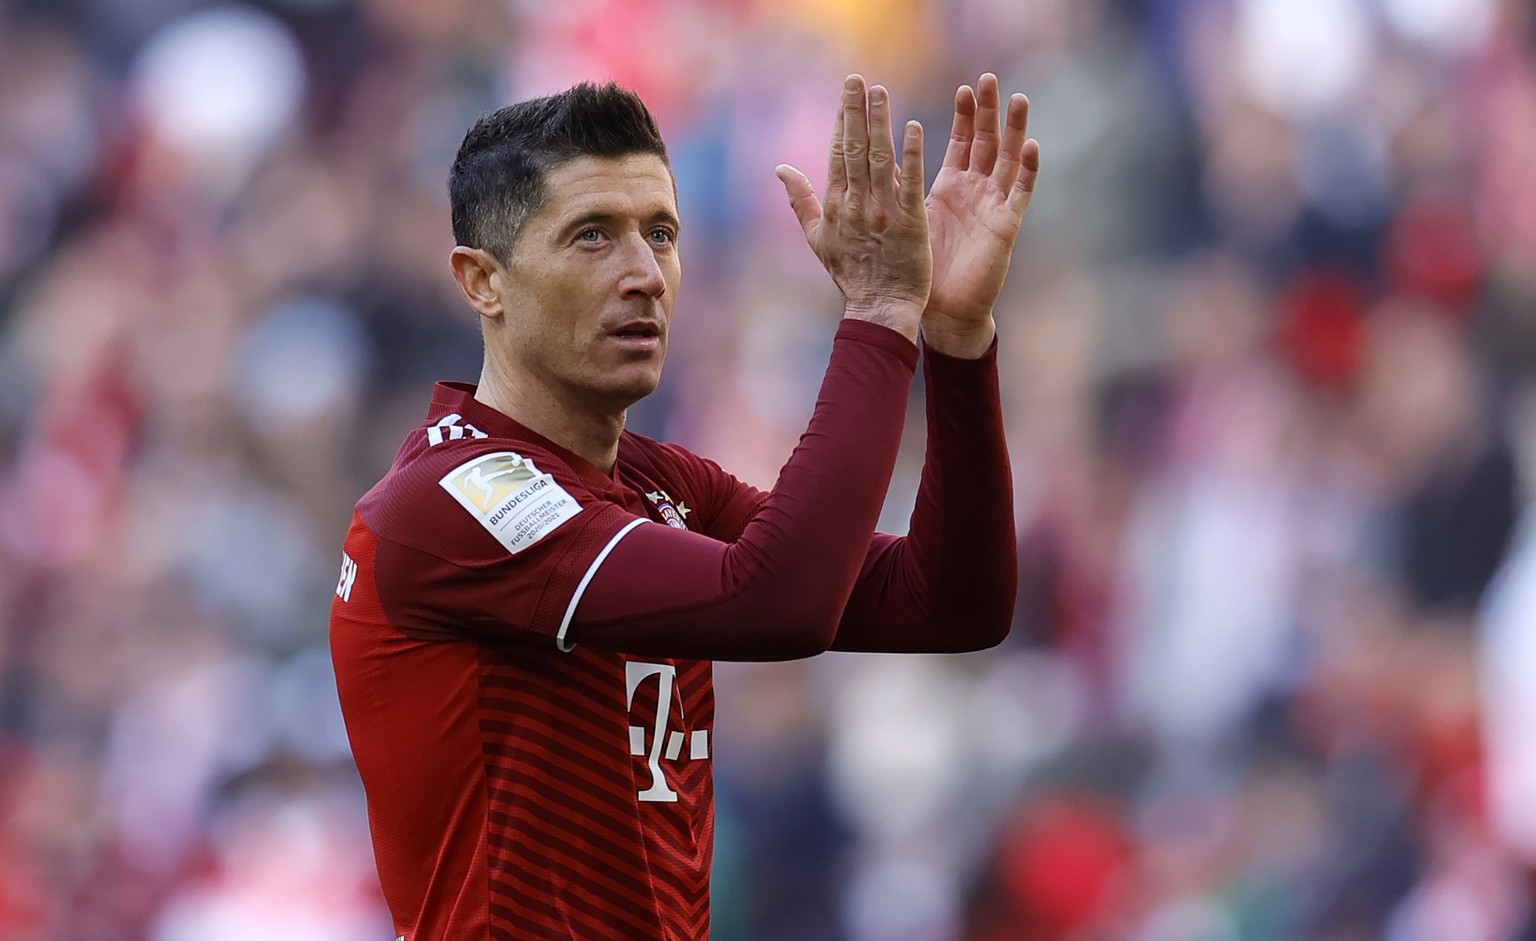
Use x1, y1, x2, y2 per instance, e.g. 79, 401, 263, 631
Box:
775, 164, 822, 239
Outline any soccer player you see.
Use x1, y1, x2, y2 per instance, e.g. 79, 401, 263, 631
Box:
331, 72, 1039, 941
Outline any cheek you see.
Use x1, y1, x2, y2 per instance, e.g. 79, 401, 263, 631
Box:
515, 278, 588, 343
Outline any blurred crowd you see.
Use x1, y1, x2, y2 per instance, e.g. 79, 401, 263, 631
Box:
2, 0, 1536, 938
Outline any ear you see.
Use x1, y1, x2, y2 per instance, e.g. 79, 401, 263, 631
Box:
449, 246, 506, 322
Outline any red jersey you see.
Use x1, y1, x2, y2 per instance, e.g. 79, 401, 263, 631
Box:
331, 321, 1018, 941
330, 377, 770, 941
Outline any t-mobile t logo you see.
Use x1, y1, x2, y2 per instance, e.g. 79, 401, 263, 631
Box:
625, 661, 708, 802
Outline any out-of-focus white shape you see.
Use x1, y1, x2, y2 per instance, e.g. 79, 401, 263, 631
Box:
104, 652, 268, 872
129, 6, 306, 187
153, 787, 391, 941
1135, 896, 1239, 941
234, 295, 368, 429
826, 657, 965, 839
1235, 0, 1374, 118
964, 652, 1086, 781
1382, 0, 1496, 57
843, 854, 957, 941
1481, 512, 1536, 862
1385, 887, 1495, 941
1119, 471, 1297, 748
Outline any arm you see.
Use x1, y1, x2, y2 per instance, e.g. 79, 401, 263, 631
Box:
628, 339, 1015, 654
569, 75, 933, 661
612, 334, 1015, 655
830, 339, 1015, 652
573, 322, 916, 660
833, 73, 1041, 651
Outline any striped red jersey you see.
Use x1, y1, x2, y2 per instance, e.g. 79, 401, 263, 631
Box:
331, 381, 763, 941
329, 322, 1016, 940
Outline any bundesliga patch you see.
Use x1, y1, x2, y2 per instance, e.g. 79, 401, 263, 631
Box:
439, 451, 581, 554
645, 490, 691, 530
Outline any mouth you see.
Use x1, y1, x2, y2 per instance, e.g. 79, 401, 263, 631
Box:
606, 321, 664, 349
609, 321, 661, 340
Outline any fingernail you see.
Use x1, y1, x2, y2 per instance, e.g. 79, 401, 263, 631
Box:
845, 75, 862, 92
870, 86, 886, 104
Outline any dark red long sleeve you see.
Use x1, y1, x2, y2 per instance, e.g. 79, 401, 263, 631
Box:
570, 319, 919, 660
830, 338, 1017, 652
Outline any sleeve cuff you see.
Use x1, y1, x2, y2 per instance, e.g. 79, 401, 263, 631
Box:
835, 319, 921, 371
922, 333, 1000, 369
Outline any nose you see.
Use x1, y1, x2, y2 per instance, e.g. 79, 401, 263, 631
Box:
618, 233, 666, 301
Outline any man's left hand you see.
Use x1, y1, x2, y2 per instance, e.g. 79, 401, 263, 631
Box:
922, 73, 1041, 358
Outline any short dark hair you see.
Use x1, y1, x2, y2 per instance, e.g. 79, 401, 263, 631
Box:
448, 82, 670, 261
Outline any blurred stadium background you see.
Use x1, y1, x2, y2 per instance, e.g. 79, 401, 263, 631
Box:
3, 0, 1536, 938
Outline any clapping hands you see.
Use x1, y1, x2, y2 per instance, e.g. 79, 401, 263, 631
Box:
777, 72, 1040, 356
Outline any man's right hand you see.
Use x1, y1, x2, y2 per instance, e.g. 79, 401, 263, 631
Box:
776, 75, 932, 342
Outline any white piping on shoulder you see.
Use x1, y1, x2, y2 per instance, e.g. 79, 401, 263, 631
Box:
556, 518, 648, 652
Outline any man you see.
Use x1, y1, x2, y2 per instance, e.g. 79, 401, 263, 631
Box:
331, 72, 1040, 941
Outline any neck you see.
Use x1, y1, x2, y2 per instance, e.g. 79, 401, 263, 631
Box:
473, 364, 626, 473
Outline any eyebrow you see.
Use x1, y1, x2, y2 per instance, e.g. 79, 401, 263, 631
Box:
560, 208, 682, 238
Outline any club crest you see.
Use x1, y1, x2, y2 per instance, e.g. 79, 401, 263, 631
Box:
645, 490, 691, 530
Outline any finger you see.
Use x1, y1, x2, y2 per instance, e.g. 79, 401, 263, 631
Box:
991, 93, 1030, 192
1006, 138, 1041, 218
969, 72, 1002, 175
942, 85, 976, 171
867, 85, 898, 206
841, 74, 871, 197
827, 97, 847, 196
897, 120, 926, 216
776, 164, 824, 238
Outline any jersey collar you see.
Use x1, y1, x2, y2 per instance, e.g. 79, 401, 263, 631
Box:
427, 382, 621, 493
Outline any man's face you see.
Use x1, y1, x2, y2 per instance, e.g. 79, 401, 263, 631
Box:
493, 153, 681, 412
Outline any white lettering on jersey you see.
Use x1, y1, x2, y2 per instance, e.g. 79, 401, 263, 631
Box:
625, 661, 709, 802
335, 551, 358, 602
426, 413, 488, 446
438, 451, 580, 555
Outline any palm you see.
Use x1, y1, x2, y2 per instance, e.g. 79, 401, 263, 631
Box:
921, 76, 1040, 331
926, 166, 1024, 322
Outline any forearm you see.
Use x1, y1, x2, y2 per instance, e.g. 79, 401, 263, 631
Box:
572, 320, 919, 660
830, 337, 1017, 652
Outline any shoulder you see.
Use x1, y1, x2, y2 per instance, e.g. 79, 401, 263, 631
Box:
376, 430, 587, 506
361, 431, 604, 562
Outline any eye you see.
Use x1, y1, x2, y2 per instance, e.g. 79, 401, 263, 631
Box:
577, 227, 603, 244
648, 227, 676, 246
